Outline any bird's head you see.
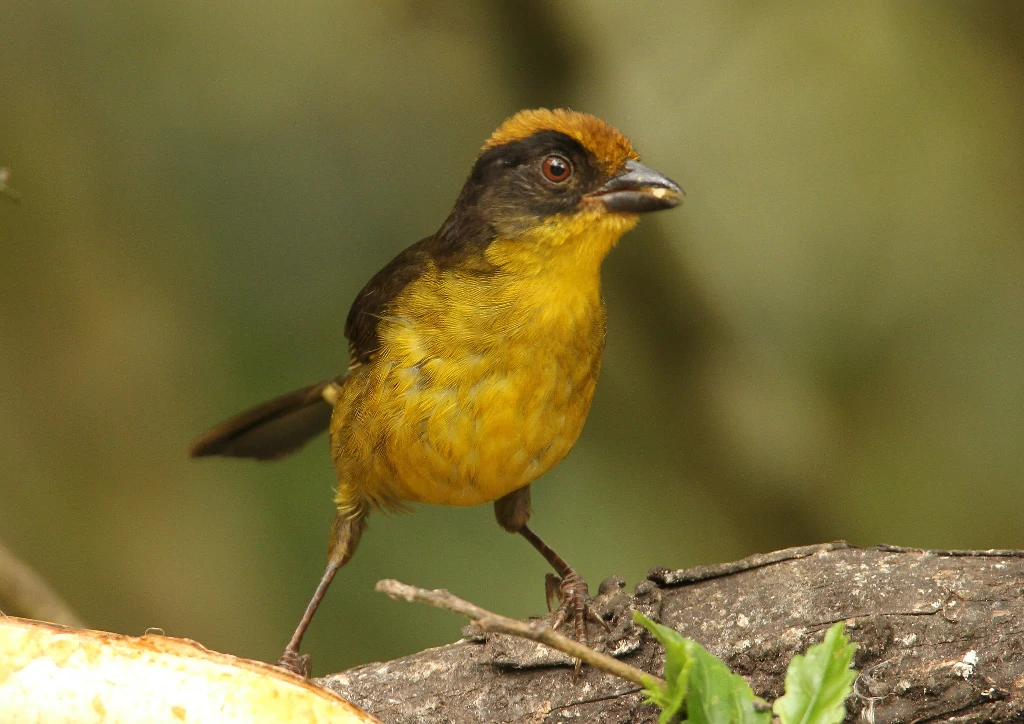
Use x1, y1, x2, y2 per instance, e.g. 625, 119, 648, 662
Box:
442, 108, 682, 273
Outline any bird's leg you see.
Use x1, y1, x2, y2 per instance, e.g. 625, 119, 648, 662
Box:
277, 510, 366, 677
517, 525, 608, 636
494, 486, 607, 675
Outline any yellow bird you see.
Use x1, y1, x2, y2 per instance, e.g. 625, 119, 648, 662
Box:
191, 109, 683, 675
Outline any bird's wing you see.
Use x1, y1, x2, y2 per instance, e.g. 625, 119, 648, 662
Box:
344, 236, 438, 365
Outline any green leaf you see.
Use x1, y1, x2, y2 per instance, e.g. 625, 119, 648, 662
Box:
773, 623, 858, 724
633, 611, 770, 724
633, 612, 691, 723
682, 639, 771, 724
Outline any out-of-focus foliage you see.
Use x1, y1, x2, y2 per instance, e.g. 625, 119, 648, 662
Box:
2, 1, 1022, 674
0, 169, 22, 204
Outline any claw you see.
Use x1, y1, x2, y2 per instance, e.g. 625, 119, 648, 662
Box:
545, 573, 561, 614
588, 606, 612, 633
546, 569, 602, 678
551, 603, 570, 631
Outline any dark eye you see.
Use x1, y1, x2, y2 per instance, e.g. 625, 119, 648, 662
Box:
541, 154, 572, 183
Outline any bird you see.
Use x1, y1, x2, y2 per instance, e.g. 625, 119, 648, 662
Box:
190, 108, 683, 676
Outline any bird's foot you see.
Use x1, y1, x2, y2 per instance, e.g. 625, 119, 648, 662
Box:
545, 570, 611, 676
276, 650, 312, 678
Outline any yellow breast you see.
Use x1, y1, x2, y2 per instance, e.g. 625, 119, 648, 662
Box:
329, 212, 636, 516
330, 261, 618, 513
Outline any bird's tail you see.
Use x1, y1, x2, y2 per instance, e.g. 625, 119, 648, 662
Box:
189, 376, 347, 461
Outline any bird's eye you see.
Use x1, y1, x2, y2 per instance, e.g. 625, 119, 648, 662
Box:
541, 154, 572, 183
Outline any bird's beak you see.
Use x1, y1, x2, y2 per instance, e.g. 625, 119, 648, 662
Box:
587, 159, 684, 213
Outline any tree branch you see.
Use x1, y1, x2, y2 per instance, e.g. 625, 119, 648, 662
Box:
321, 543, 1024, 723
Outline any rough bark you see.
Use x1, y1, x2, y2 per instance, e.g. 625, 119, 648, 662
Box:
320, 543, 1024, 723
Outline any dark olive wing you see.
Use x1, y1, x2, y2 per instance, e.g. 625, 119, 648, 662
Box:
343, 224, 500, 365
344, 236, 442, 364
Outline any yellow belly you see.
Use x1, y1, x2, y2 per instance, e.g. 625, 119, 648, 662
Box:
329, 256, 607, 515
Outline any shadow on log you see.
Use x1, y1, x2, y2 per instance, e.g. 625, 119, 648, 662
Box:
321, 543, 1024, 723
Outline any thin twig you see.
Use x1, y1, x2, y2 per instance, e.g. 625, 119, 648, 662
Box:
375, 578, 665, 692
0, 538, 85, 627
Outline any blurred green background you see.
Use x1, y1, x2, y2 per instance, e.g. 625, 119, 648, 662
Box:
2, 1, 1022, 675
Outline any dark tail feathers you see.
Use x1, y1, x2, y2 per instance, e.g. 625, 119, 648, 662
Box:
190, 377, 345, 461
